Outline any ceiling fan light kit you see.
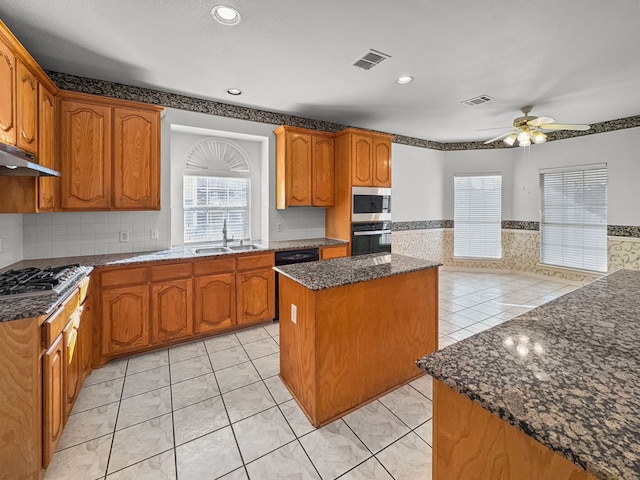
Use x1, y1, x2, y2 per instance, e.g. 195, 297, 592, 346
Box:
484, 106, 590, 147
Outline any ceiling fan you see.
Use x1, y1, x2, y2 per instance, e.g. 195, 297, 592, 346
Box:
483, 106, 591, 147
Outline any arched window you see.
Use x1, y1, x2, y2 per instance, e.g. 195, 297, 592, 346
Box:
183, 139, 251, 243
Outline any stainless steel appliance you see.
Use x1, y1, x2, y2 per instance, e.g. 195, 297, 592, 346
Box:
0, 142, 60, 177
351, 186, 391, 222
0, 264, 84, 297
274, 248, 320, 318
351, 221, 392, 256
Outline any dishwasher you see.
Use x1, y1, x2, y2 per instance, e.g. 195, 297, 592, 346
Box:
274, 248, 320, 319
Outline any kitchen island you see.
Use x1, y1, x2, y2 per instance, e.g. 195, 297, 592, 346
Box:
418, 269, 640, 480
275, 252, 441, 427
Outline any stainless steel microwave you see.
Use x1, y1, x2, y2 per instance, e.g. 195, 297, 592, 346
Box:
352, 187, 391, 222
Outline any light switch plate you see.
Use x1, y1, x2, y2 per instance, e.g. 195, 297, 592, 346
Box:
0, 237, 4, 253
291, 304, 297, 324
119, 231, 130, 243
150, 228, 159, 240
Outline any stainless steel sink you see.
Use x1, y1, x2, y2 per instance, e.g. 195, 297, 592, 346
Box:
227, 244, 263, 252
191, 246, 231, 255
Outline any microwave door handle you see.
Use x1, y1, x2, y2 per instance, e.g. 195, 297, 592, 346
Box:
353, 230, 391, 236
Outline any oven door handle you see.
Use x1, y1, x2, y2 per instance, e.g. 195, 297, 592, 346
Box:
353, 230, 391, 236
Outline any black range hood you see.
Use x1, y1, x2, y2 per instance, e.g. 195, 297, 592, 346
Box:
0, 142, 60, 177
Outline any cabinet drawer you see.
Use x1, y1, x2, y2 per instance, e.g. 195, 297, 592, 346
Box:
320, 244, 349, 259
100, 267, 148, 287
151, 263, 192, 282
193, 258, 235, 276
42, 289, 79, 347
237, 252, 274, 271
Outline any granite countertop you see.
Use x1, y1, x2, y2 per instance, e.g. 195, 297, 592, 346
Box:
274, 252, 441, 290
0, 266, 93, 322
417, 269, 640, 480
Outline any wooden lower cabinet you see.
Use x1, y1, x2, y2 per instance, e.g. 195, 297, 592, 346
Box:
63, 314, 81, 419
101, 284, 150, 356
79, 297, 93, 382
194, 273, 236, 334
237, 268, 275, 326
151, 279, 193, 343
43, 334, 64, 468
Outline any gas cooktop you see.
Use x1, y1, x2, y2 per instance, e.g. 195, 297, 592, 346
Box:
0, 264, 84, 298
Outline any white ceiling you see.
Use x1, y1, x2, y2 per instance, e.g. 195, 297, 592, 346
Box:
2, 0, 639, 142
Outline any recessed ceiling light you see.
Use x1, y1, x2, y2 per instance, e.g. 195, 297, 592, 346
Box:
227, 88, 242, 95
211, 5, 241, 25
396, 75, 414, 84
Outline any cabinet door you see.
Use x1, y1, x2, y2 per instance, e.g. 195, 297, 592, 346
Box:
372, 137, 391, 187
237, 268, 275, 326
79, 297, 93, 382
43, 334, 64, 468
151, 279, 193, 343
194, 273, 235, 334
112, 107, 160, 210
101, 285, 150, 356
285, 132, 312, 206
38, 83, 56, 211
0, 38, 15, 145
64, 316, 80, 419
312, 135, 335, 206
351, 133, 373, 186
15, 60, 38, 154
60, 99, 111, 210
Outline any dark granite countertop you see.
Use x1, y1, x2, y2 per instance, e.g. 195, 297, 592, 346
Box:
0, 266, 93, 322
274, 252, 441, 290
417, 269, 640, 480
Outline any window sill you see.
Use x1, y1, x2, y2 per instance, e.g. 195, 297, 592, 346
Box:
453, 256, 504, 262
537, 263, 606, 276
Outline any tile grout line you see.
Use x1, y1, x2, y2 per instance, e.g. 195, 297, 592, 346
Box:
101, 357, 129, 480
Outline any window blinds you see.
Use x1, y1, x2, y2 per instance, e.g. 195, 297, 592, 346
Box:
184, 176, 250, 243
539, 165, 607, 272
454, 174, 502, 259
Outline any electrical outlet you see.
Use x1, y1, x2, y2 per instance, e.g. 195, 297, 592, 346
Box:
291, 304, 297, 324
277, 223, 284, 232
119, 231, 130, 243
150, 228, 159, 240
0, 237, 4, 253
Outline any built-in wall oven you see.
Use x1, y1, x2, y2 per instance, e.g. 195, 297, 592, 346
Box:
352, 187, 391, 222
351, 221, 392, 256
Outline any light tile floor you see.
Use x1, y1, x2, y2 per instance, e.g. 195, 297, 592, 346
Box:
45, 270, 580, 480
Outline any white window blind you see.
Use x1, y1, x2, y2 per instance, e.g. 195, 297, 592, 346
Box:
184, 176, 250, 243
540, 165, 607, 272
454, 174, 502, 259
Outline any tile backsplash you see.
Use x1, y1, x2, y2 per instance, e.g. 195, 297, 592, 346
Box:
0, 214, 23, 268
23, 211, 171, 259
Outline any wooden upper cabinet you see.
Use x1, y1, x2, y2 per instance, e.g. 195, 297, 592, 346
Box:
101, 284, 150, 356
0, 36, 15, 146
275, 126, 335, 209
312, 135, 335, 206
373, 137, 391, 187
15, 60, 37, 154
194, 273, 236, 334
351, 133, 373, 186
151, 279, 193, 344
60, 99, 112, 210
38, 83, 56, 211
113, 107, 160, 210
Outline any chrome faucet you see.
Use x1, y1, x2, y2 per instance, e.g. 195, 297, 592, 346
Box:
222, 219, 228, 246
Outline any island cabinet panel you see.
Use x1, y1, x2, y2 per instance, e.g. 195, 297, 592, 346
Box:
194, 273, 236, 334
351, 133, 373, 186
15, 59, 38, 154
236, 268, 275, 326
43, 333, 64, 468
433, 380, 597, 480
311, 135, 335, 206
38, 83, 57, 211
372, 137, 391, 187
0, 36, 16, 145
151, 279, 193, 343
112, 107, 160, 210
101, 284, 150, 356
60, 99, 112, 210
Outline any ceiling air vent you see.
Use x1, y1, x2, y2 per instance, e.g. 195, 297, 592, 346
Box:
461, 95, 493, 107
352, 49, 391, 70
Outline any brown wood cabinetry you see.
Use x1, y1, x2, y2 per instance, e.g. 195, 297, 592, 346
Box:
42, 333, 64, 468
320, 244, 349, 259
59, 91, 162, 211
60, 98, 112, 210
348, 130, 392, 187
237, 268, 275, 326
151, 279, 193, 343
194, 273, 236, 334
372, 137, 391, 187
79, 296, 93, 382
38, 83, 57, 211
15, 59, 37, 153
0, 34, 16, 145
101, 284, 150, 356
275, 126, 335, 209
63, 311, 81, 418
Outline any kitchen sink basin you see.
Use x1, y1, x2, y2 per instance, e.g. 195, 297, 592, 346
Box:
191, 246, 231, 255
227, 244, 263, 252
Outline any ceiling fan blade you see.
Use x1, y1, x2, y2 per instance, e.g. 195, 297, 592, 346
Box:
527, 116, 555, 127
538, 123, 591, 131
484, 131, 514, 144
476, 126, 512, 132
